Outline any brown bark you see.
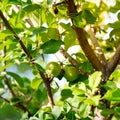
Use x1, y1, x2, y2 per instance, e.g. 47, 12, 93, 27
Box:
87, 27, 107, 66
66, 0, 104, 71
108, 45, 120, 77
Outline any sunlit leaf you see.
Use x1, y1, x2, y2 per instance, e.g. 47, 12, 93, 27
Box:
73, 12, 86, 28
72, 88, 85, 95
89, 71, 102, 92
84, 95, 100, 106
103, 88, 120, 101
52, 106, 61, 119
31, 78, 42, 90
64, 28, 77, 50
0, 30, 13, 41
79, 103, 91, 118
45, 11, 55, 26
47, 28, 59, 40
8, 0, 22, 5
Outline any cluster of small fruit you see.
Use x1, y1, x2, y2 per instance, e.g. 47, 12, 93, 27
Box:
45, 62, 79, 82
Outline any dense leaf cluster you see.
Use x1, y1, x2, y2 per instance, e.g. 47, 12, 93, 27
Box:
0, 0, 120, 120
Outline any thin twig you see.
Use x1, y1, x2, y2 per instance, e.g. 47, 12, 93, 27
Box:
4, 77, 16, 97
0, 10, 54, 109
0, 95, 10, 103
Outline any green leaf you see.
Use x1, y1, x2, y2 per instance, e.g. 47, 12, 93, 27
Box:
64, 28, 77, 50
52, 106, 61, 119
72, 88, 85, 96
23, 4, 41, 13
47, 28, 59, 40
109, 21, 120, 29
73, 10, 96, 28
73, 12, 86, 28
110, 69, 120, 81
101, 109, 115, 118
45, 11, 55, 26
82, 61, 93, 73
35, 63, 45, 73
84, 95, 100, 106
74, 52, 86, 63
115, 107, 120, 113
104, 81, 117, 90
31, 78, 43, 90
66, 111, 76, 120
47, 0, 52, 5
8, 0, 22, 5
61, 89, 73, 100
0, 30, 13, 41
79, 103, 91, 118
88, 71, 102, 93
110, 28, 120, 37
16, 9, 26, 24
7, 72, 24, 88
103, 88, 120, 101
117, 12, 120, 20
83, 10, 96, 24
41, 39, 63, 54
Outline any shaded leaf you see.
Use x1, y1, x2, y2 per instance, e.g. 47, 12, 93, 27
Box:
83, 10, 96, 24
7, 72, 24, 87
41, 39, 63, 54
82, 61, 93, 73
117, 12, 120, 20
35, 63, 45, 73
47, 0, 52, 5
101, 109, 115, 118
66, 111, 76, 120
61, 89, 73, 100
109, 21, 120, 29
23, 4, 41, 13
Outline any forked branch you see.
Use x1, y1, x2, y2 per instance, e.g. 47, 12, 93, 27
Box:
66, 0, 104, 71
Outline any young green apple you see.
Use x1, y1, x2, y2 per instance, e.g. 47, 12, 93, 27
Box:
64, 65, 79, 82
46, 62, 61, 77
